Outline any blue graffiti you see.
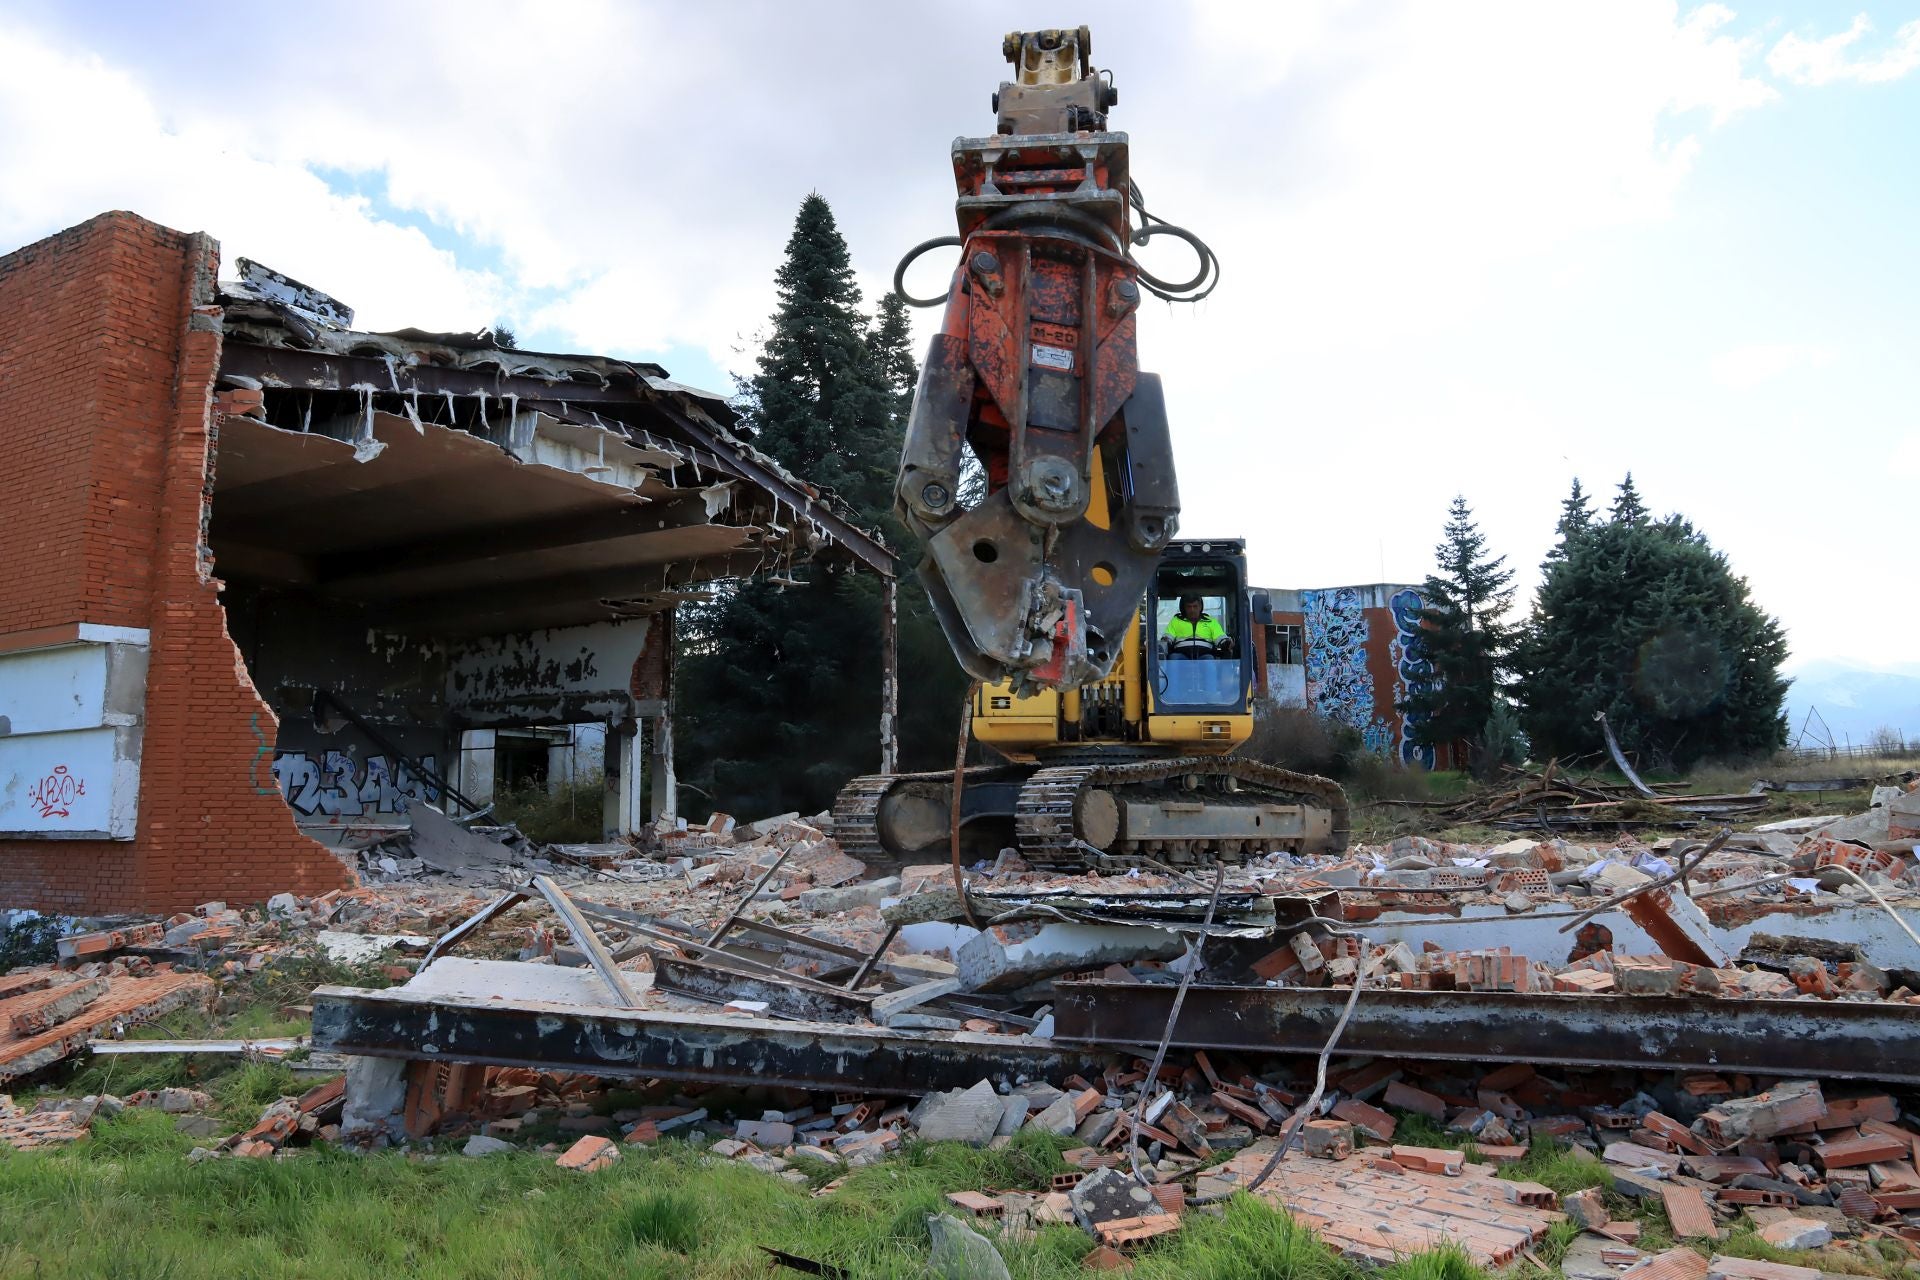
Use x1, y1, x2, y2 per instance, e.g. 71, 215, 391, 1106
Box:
1301, 588, 1394, 753
1388, 588, 1437, 768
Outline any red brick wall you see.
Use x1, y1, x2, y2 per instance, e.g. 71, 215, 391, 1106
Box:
0, 213, 351, 915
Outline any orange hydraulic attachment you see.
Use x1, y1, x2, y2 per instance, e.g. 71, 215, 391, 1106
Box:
893, 28, 1193, 694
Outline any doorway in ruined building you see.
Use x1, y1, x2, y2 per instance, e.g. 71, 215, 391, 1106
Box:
456, 725, 618, 844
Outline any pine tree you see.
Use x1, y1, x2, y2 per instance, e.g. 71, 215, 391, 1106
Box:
1544, 477, 1593, 566
676, 195, 968, 819
869, 291, 917, 414
1516, 479, 1788, 773
1610, 472, 1648, 525
1398, 497, 1516, 777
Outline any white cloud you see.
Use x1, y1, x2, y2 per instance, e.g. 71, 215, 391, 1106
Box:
1767, 14, 1920, 86
0, 27, 510, 333
1709, 342, 1836, 389
1163, 1, 1778, 352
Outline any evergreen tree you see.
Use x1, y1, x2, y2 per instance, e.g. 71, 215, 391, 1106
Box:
1516, 479, 1788, 772
1610, 472, 1648, 525
1398, 497, 1516, 777
869, 291, 918, 413
675, 195, 967, 819
1544, 477, 1593, 566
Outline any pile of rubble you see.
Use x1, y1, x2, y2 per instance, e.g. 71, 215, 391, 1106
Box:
314, 1045, 1920, 1271
0, 955, 214, 1086
4, 778, 1918, 1270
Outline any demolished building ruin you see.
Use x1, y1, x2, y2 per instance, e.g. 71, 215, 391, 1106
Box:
0, 213, 898, 915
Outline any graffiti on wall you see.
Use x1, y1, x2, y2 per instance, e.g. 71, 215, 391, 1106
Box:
28, 765, 86, 819
1300, 589, 1395, 755
272, 751, 438, 818
1388, 589, 1436, 769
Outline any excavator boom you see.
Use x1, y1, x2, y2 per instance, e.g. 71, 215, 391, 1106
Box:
895, 28, 1193, 693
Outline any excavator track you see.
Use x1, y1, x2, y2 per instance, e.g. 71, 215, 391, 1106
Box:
836, 760, 1348, 871
1014, 758, 1350, 869
831, 766, 1009, 865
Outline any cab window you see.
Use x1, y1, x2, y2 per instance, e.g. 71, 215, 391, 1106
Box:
1152, 571, 1240, 707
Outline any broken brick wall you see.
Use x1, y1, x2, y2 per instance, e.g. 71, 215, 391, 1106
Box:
0, 212, 351, 914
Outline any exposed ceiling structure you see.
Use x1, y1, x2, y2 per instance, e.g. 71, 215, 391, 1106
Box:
209, 259, 895, 637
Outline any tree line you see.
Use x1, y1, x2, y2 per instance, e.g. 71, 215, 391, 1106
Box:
675, 192, 1791, 815
1400, 479, 1789, 778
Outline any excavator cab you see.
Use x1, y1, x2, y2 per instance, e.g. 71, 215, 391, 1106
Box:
1149, 551, 1249, 712
1145, 541, 1267, 747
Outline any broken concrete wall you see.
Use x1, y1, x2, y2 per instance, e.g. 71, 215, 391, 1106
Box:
221, 586, 455, 833
446, 619, 657, 727
0, 214, 351, 913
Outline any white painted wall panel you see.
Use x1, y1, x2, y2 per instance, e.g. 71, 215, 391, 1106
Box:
0, 645, 108, 735
0, 640, 146, 839
0, 727, 121, 837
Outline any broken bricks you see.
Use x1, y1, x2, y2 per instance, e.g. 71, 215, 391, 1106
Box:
556, 1134, 620, 1172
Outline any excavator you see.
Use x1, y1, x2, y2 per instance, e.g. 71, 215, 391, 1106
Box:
833, 28, 1348, 870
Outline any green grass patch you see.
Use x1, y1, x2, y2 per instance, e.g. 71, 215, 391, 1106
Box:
0, 1114, 1527, 1280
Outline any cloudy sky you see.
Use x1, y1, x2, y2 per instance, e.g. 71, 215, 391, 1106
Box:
2, 1, 1915, 674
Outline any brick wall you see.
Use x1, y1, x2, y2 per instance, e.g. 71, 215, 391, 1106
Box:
0, 213, 352, 914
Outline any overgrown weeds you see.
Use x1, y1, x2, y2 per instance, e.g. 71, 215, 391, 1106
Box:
491, 773, 607, 844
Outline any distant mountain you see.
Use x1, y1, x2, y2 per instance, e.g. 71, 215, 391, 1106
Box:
1782, 660, 1920, 749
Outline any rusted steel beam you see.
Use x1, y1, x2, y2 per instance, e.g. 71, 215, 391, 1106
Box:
422, 890, 528, 970
1051, 982, 1920, 1083
844, 922, 902, 992
310, 983, 1106, 1095
703, 847, 794, 948
639, 393, 899, 579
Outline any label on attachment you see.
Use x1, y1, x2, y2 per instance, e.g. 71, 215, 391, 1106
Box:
1030, 343, 1075, 371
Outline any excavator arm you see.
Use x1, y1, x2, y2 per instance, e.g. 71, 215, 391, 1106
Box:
895, 28, 1206, 693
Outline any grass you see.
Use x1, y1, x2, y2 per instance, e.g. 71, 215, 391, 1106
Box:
8, 1077, 1912, 1280
0, 1104, 1517, 1280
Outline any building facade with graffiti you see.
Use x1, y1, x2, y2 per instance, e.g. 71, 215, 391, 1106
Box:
0, 213, 895, 915
1252, 583, 1456, 770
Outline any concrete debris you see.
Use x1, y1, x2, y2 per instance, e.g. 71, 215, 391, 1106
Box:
8, 781, 1920, 1273
926, 1213, 1013, 1280
462, 1133, 515, 1156
1754, 1217, 1832, 1250
914, 1080, 1007, 1147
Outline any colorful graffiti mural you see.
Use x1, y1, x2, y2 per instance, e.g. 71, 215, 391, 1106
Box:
1388, 588, 1437, 768
1300, 588, 1395, 755
271, 751, 438, 819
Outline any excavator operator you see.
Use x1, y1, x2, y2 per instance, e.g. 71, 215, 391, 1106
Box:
1165, 594, 1232, 659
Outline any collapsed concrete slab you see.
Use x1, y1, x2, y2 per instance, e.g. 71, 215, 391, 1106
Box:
954, 921, 1186, 992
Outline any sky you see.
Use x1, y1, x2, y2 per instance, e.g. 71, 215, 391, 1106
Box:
1, 1, 1916, 675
